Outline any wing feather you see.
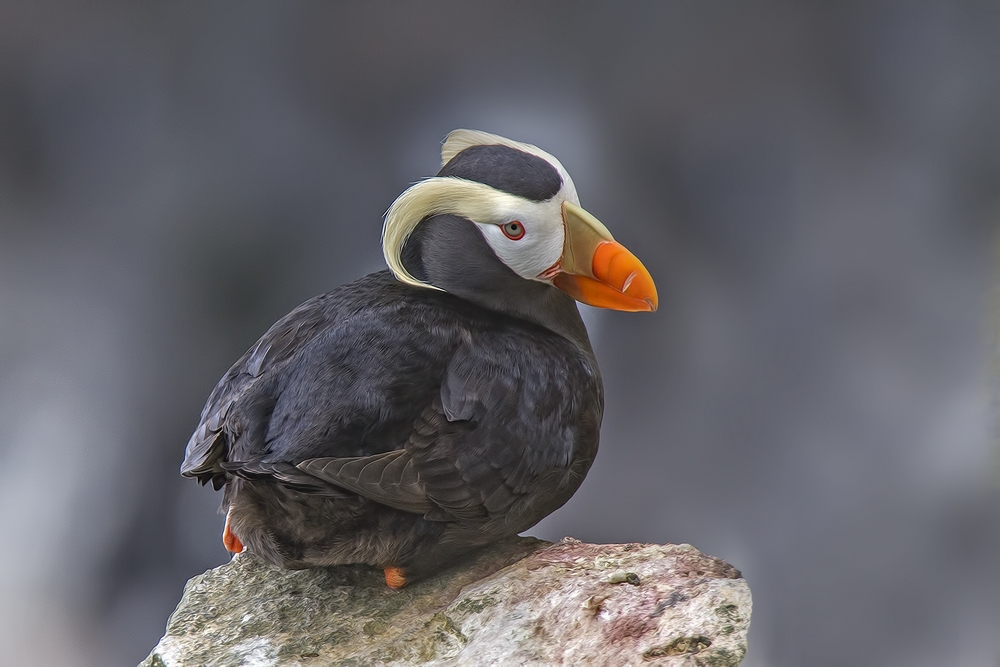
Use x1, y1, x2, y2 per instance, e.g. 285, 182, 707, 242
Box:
180, 293, 334, 483
296, 450, 433, 514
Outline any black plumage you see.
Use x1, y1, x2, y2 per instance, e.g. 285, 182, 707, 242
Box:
183, 260, 602, 578
437, 143, 563, 202
181, 131, 654, 585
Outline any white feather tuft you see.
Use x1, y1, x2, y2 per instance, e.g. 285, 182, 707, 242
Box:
383, 178, 520, 289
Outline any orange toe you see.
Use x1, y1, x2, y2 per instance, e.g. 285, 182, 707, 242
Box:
222, 510, 244, 554
384, 567, 407, 589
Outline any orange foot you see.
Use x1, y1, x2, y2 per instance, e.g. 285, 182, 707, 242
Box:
384, 567, 407, 589
222, 508, 244, 554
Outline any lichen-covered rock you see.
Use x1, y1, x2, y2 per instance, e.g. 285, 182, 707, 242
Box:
141, 537, 750, 666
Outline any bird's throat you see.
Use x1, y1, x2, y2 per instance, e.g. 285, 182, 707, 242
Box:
401, 214, 594, 353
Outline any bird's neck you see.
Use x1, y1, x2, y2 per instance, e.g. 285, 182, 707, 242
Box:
468, 278, 596, 356
400, 214, 597, 357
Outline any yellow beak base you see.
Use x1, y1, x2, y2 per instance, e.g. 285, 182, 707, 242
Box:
554, 202, 658, 312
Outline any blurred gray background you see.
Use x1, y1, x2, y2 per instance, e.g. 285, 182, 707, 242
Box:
1, 2, 998, 666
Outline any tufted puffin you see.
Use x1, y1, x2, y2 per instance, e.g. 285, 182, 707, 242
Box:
181, 130, 657, 588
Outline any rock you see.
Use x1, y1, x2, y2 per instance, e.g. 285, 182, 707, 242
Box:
141, 537, 751, 666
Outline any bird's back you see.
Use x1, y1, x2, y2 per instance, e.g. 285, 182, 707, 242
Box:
182, 270, 602, 504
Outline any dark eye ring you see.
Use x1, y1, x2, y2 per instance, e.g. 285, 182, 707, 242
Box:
501, 221, 525, 240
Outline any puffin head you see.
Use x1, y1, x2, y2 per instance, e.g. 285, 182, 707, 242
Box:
383, 129, 657, 313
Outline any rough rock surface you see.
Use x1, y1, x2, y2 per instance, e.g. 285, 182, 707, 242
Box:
142, 537, 751, 666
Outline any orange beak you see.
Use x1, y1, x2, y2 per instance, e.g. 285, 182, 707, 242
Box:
551, 201, 658, 312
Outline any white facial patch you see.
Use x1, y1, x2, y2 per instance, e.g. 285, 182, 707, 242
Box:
472, 196, 565, 281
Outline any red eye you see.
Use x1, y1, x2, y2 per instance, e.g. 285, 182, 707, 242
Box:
501, 221, 525, 240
